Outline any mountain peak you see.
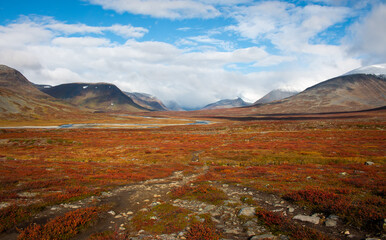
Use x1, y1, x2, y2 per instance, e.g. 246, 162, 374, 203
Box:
343, 63, 386, 77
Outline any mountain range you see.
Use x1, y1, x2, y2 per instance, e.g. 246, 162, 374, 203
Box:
0, 63, 385, 119
202, 97, 251, 110
0, 65, 81, 120
247, 73, 386, 114
254, 89, 299, 104
41, 83, 146, 112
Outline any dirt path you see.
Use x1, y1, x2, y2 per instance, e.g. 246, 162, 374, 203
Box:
1, 165, 376, 240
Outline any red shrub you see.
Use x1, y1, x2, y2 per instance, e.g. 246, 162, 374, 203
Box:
185, 222, 220, 240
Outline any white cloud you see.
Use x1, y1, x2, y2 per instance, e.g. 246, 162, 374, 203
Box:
87, 0, 220, 19
347, 3, 386, 64
0, 10, 367, 109
228, 2, 351, 52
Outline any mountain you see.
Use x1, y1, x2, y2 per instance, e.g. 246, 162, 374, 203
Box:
0, 65, 80, 120
343, 63, 386, 77
42, 83, 147, 112
255, 89, 299, 104
202, 97, 251, 110
124, 92, 168, 111
165, 101, 185, 111
34, 83, 53, 91
249, 74, 386, 113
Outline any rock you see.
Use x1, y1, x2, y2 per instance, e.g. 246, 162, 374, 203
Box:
17, 192, 39, 198
325, 219, 337, 227
340, 172, 348, 176
225, 228, 241, 234
272, 208, 284, 212
365, 238, 381, 240
287, 207, 294, 213
293, 214, 320, 224
150, 201, 161, 207
0, 202, 10, 209
343, 230, 350, 235
114, 214, 122, 218
127, 211, 134, 215
154, 194, 161, 198
365, 161, 374, 165
327, 214, 339, 220
238, 207, 256, 218
108, 210, 116, 216
250, 233, 276, 239
246, 230, 255, 236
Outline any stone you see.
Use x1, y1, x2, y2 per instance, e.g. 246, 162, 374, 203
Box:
325, 219, 337, 227
287, 207, 294, 213
238, 207, 256, 218
108, 210, 116, 216
250, 233, 276, 239
293, 214, 320, 224
225, 228, 241, 234
327, 214, 339, 220
365, 161, 374, 165
17, 192, 39, 198
127, 211, 134, 215
150, 201, 161, 207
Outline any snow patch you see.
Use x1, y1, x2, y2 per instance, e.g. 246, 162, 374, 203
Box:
83, 86, 88, 89
343, 63, 386, 76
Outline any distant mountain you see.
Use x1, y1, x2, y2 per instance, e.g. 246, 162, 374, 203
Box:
42, 83, 147, 112
124, 92, 168, 111
202, 97, 251, 110
165, 101, 185, 111
34, 84, 53, 90
255, 89, 299, 104
343, 63, 386, 77
249, 74, 386, 113
0, 65, 80, 120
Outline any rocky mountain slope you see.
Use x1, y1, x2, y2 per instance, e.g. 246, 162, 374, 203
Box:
42, 83, 147, 112
0, 65, 81, 120
249, 74, 386, 113
124, 92, 168, 111
255, 89, 299, 104
343, 63, 386, 76
202, 97, 251, 110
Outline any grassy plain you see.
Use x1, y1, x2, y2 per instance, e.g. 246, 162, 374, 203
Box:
0, 111, 385, 239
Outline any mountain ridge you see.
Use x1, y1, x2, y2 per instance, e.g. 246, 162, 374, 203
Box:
42, 82, 147, 112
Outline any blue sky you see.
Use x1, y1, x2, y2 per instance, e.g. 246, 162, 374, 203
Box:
1, 0, 385, 109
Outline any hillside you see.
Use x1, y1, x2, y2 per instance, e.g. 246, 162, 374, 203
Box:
0, 65, 81, 120
250, 74, 386, 114
202, 97, 251, 110
124, 92, 168, 111
42, 83, 147, 112
255, 89, 299, 104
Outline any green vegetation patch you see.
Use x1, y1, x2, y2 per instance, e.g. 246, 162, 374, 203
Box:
170, 183, 228, 205
131, 203, 190, 234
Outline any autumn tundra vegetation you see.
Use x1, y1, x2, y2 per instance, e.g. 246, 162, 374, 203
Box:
0, 112, 384, 239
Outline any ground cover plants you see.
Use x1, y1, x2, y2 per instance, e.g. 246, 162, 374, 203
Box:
0, 115, 385, 239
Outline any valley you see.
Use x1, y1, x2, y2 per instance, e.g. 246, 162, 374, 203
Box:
0, 110, 385, 240
0, 64, 385, 239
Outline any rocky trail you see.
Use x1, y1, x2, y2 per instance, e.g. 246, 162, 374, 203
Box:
1, 165, 380, 240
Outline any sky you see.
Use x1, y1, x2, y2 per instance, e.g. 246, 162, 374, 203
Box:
0, 0, 385, 109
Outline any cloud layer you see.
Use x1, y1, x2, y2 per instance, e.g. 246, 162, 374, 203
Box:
1, 1, 385, 109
